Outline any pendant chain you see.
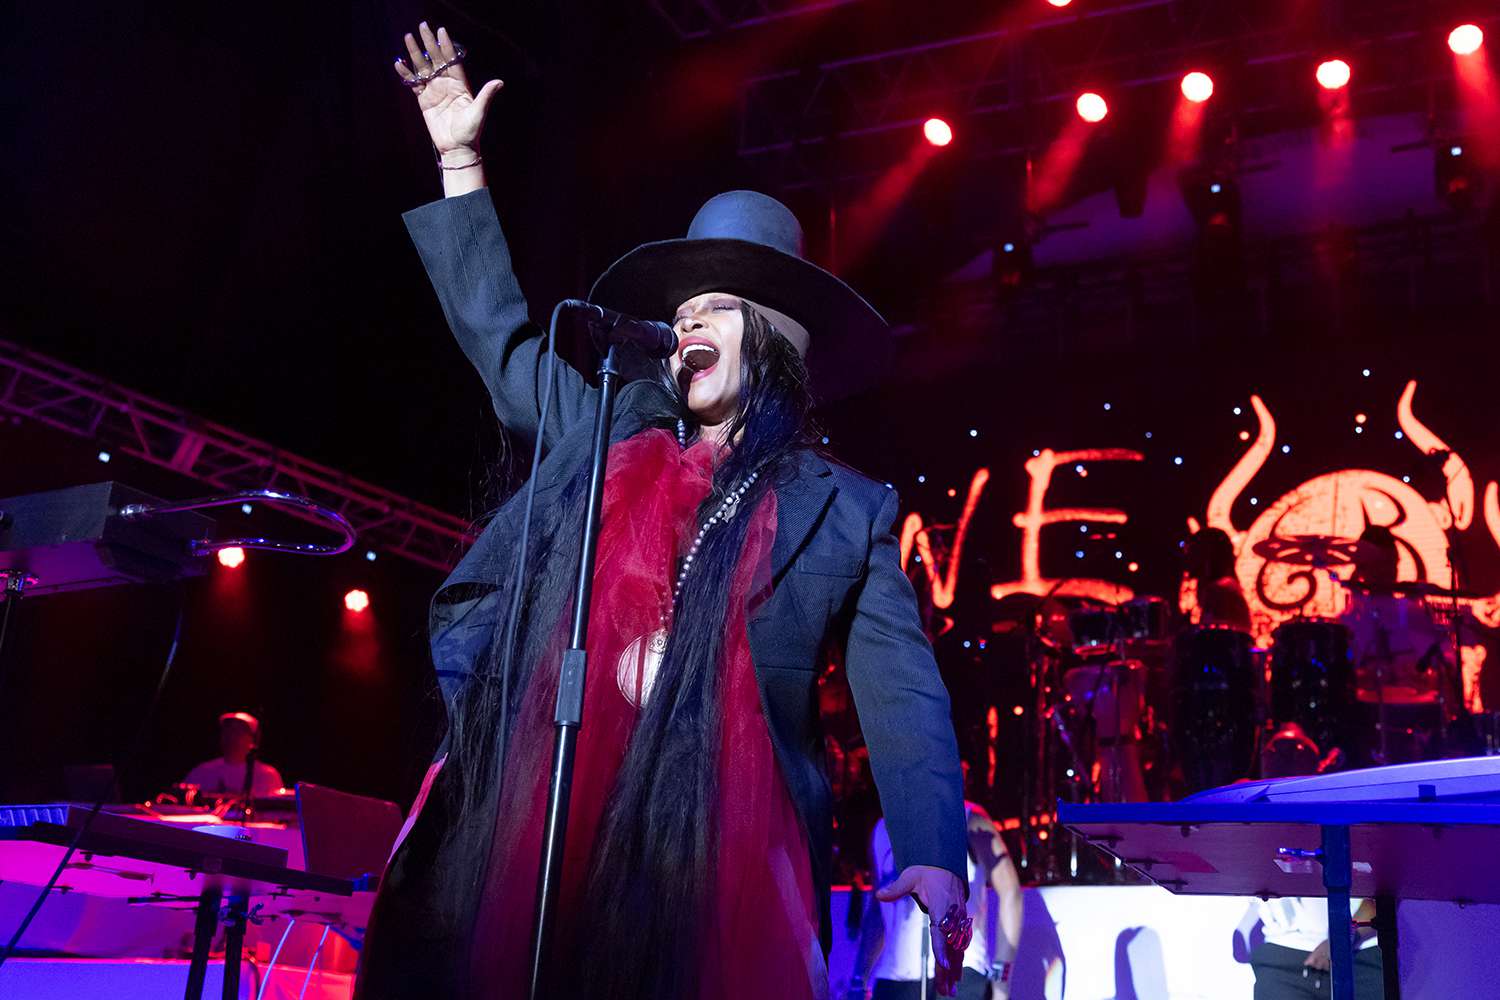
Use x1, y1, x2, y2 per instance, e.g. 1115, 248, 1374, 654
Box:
660, 418, 757, 631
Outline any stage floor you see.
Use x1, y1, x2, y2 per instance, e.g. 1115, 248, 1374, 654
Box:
827, 883, 1500, 999
4, 882, 1497, 997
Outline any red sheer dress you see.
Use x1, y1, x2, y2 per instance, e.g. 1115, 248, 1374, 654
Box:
462, 428, 824, 998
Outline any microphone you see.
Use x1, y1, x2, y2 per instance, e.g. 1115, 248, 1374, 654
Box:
559, 299, 677, 360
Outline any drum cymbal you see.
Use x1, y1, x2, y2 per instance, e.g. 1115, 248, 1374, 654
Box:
1355, 684, 1440, 705
1251, 534, 1379, 568
1339, 578, 1488, 599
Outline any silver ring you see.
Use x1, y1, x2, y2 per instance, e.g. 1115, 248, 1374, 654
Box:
401, 43, 467, 88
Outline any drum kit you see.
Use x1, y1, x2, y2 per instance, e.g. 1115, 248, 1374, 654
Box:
1015, 534, 1490, 879
1006, 587, 1172, 879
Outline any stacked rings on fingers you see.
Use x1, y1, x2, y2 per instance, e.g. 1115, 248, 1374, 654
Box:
936, 903, 975, 953
401, 43, 467, 87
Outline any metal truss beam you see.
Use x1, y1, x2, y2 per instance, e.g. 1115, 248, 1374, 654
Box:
0, 339, 474, 573
646, 0, 859, 40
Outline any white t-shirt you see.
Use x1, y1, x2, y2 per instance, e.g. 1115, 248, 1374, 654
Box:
182, 758, 285, 796
1258, 897, 1377, 952
869, 809, 990, 980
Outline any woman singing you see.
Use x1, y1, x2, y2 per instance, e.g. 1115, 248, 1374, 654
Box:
358, 23, 969, 1000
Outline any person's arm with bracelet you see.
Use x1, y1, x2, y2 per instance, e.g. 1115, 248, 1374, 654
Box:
987, 833, 1023, 995
395, 22, 498, 198
395, 21, 595, 454
966, 806, 1021, 995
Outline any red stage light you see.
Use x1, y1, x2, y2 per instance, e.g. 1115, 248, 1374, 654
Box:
216, 547, 246, 569
1181, 71, 1214, 103
1046, 0, 1073, 7
922, 117, 954, 147
1075, 92, 1108, 123
1449, 24, 1484, 56
344, 589, 370, 613
1316, 59, 1351, 90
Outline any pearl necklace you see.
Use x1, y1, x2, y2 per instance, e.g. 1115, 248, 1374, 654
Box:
615, 418, 757, 708
665, 467, 759, 625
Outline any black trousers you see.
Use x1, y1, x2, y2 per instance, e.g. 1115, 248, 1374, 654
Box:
1249, 942, 1384, 1000
873, 968, 990, 1000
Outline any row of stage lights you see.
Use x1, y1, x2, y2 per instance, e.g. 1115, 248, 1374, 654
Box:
214, 546, 371, 614
920, 23, 1486, 143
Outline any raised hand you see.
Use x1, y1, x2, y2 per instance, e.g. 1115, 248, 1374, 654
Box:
393, 22, 503, 159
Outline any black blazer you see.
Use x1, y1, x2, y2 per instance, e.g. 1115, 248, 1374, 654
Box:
403, 190, 966, 938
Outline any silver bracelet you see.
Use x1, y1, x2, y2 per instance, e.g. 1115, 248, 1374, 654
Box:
437, 152, 483, 171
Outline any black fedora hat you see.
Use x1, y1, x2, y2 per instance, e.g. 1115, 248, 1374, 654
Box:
588, 190, 891, 401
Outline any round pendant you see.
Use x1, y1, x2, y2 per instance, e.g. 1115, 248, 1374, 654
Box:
616, 628, 668, 708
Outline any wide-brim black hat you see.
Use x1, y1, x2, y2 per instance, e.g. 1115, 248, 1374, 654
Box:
588, 190, 891, 402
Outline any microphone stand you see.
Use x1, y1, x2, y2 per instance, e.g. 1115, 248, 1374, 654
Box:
239, 748, 257, 827
529, 343, 623, 999
1439, 493, 1471, 748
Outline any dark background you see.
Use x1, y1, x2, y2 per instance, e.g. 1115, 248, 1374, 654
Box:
2, 1, 1497, 811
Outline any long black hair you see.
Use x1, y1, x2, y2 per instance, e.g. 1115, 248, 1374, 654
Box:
422, 303, 818, 996
569, 301, 818, 998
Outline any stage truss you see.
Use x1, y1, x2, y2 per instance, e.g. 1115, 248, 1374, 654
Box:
0, 339, 473, 573
646, 0, 858, 39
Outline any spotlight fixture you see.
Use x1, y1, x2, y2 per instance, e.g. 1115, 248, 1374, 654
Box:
217, 547, 246, 570
1178, 166, 1242, 253
1316, 59, 1351, 91
1181, 71, 1214, 103
922, 117, 954, 147
1436, 139, 1481, 211
1075, 92, 1108, 123
345, 589, 371, 613
994, 234, 1034, 294
1449, 24, 1483, 56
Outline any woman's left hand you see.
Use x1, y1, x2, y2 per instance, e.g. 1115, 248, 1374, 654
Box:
876, 864, 971, 996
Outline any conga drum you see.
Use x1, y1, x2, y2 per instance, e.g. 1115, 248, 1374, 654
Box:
1063, 660, 1148, 802
1270, 619, 1356, 760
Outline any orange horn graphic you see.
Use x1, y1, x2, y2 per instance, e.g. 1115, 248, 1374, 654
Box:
1398, 380, 1473, 530
1487, 481, 1500, 552
1205, 394, 1275, 548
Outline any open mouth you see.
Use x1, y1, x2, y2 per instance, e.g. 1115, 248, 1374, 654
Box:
680, 341, 721, 379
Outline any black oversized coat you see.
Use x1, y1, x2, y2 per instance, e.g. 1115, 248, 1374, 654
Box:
357, 190, 964, 996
